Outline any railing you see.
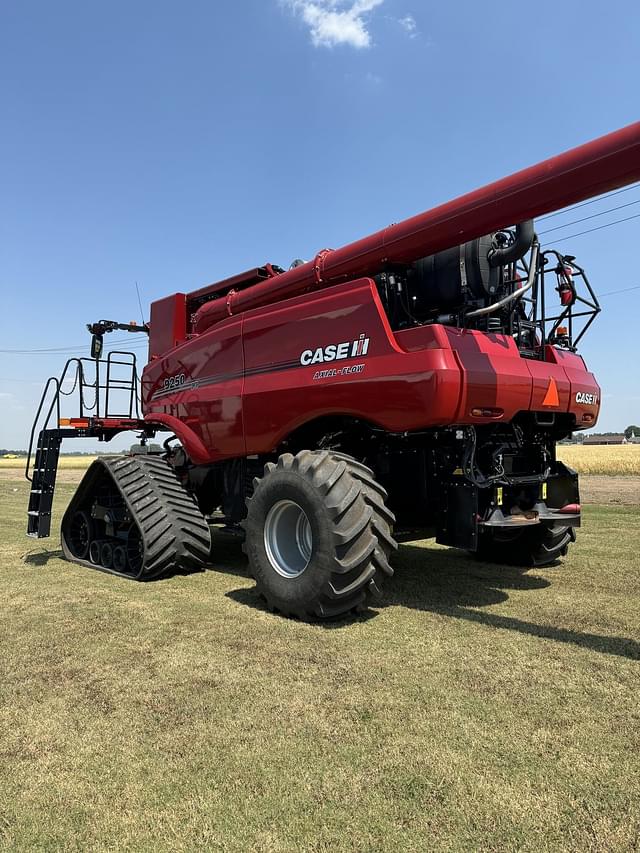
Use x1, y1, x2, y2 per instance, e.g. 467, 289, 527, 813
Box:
502, 244, 601, 358
26, 352, 141, 482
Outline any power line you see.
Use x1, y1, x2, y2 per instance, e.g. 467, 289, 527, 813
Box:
599, 284, 640, 297
539, 197, 640, 236
0, 337, 148, 355
541, 212, 640, 243
538, 182, 640, 221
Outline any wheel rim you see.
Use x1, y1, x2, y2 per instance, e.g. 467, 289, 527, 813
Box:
263, 500, 313, 578
68, 511, 92, 559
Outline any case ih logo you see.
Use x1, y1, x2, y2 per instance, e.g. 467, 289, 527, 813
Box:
300, 334, 370, 366
575, 391, 598, 405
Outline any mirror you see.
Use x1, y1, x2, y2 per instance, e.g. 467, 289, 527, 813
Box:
91, 334, 103, 359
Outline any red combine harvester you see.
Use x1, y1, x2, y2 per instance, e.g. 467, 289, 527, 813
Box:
26, 123, 640, 619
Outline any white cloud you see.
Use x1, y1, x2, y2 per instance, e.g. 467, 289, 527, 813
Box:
398, 14, 418, 38
283, 0, 385, 49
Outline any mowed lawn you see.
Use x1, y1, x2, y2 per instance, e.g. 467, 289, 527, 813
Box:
1, 477, 639, 852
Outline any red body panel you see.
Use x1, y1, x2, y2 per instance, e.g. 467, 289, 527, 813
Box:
149, 293, 187, 359
143, 280, 601, 463
143, 315, 245, 461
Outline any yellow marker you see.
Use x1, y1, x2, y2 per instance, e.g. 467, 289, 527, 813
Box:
496, 487, 503, 506
453, 467, 463, 475
542, 482, 548, 500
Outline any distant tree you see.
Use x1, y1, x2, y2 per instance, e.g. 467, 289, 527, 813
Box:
624, 425, 640, 439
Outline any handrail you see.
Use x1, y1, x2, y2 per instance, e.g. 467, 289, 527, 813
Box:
25, 352, 142, 482
25, 375, 61, 482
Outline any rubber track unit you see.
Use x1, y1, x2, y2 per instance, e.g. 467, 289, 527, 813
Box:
60, 455, 211, 580
243, 449, 397, 620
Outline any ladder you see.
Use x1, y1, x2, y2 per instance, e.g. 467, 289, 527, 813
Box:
26, 430, 68, 538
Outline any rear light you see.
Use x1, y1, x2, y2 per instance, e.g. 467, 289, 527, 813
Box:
59, 418, 90, 428
470, 407, 504, 418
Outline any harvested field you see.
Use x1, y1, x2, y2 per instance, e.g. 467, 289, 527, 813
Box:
0, 456, 97, 471
557, 443, 640, 475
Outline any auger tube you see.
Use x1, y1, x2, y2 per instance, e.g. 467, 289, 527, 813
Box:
193, 121, 640, 333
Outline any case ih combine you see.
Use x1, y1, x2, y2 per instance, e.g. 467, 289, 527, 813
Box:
26, 123, 640, 619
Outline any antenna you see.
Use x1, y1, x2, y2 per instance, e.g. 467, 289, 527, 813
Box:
135, 281, 145, 325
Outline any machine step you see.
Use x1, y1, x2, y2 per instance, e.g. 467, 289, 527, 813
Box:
25, 429, 63, 539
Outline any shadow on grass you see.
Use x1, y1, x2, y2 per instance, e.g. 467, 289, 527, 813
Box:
393, 544, 639, 660
23, 548, 64, 566
22, 534, 639, 660
228, 541, 640, 660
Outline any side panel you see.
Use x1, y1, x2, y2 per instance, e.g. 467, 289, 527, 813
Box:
143, 316, 245, 461
545, 346, 601, 428
242, 279, 462, 455
148, 293, 187, 359
441, 328, 533, 421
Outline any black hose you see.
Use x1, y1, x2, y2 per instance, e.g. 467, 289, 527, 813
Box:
488, 220, 535, 268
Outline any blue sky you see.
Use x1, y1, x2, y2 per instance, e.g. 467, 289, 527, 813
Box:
1, 0, 639, 449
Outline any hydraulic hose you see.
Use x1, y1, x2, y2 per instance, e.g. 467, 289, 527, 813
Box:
466, 238, 539, 319
487, 220, 534, 268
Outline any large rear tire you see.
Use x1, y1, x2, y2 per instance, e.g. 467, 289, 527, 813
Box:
242, 450, 397, 620
475, 524, 575, 568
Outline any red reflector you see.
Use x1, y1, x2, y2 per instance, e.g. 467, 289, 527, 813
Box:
59, 418, 90, 428
471, 407, 504, 418
559, 503, 580, 514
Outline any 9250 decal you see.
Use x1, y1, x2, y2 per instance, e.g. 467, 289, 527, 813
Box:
163, 373, 187, 391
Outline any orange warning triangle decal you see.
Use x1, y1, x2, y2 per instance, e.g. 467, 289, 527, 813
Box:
542, 377, 560, 407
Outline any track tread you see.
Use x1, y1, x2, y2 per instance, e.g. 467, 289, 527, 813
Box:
61, 455, 211, 580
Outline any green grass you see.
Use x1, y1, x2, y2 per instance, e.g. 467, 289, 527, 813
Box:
1, 478, 639, 852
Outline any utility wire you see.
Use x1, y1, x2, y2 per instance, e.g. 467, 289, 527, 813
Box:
0, 337, 148, 354
541, 212, 640, 243
598, 284, 640, 297
538, 182, 640, 221
539, 197, 640, 235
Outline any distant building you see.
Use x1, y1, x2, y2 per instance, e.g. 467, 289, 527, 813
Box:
583, 434, 626, 446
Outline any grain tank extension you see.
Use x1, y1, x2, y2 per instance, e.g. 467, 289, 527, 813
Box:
26, 123, 640, 619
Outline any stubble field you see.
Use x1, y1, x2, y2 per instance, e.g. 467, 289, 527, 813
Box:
556, 443, 640, 475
